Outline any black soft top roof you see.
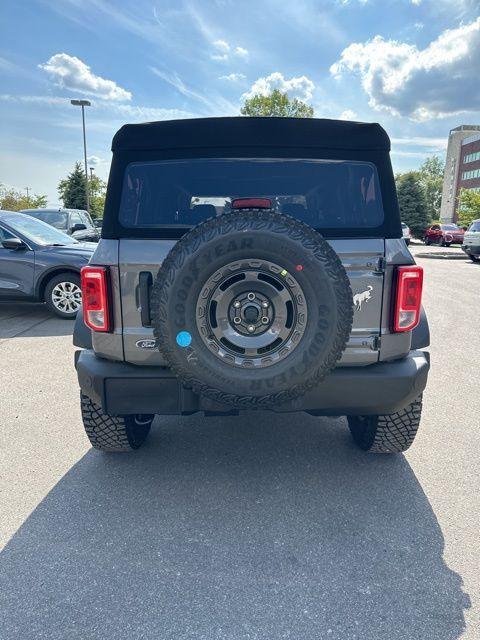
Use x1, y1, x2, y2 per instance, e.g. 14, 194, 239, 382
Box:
112, 117, 390, 153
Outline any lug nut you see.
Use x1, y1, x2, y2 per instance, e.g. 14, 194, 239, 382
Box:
248, 325, 255, 333
233, 301, 241, 308
233, 317, 241, 324
261, 316, 269, 324
247, 292, 255, 301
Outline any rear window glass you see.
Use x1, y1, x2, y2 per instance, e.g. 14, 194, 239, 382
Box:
28, 210, 67, 230
119, 158, 384, 232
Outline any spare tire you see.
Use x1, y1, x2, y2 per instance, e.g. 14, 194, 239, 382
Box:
151, 209, 353, 408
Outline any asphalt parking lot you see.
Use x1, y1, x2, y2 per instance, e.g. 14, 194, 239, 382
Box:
0, 243, 478, 640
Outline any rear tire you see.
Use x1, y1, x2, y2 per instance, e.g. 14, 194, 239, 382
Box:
80, 393, 153, 451
468, 254, 480, 263
347, 395, 422, 453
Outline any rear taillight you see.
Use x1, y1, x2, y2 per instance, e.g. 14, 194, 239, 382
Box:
393, 266, 423, 332
81, 266, 112, 332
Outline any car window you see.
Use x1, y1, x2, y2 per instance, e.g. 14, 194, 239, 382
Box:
119, 158, 384, 232
431, 225, 440, 230
70, 212, 84, 227
0, 225, 15, 242
79, 212, 92, 227
28, 210, 68, 230
0, 213, 77, 246
441, 224, 459, 230
468, 221, 480, 231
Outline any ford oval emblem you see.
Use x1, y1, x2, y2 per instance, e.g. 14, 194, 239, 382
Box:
135, 339, 157, 350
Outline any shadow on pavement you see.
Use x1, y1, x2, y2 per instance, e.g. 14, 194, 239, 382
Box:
0, 303, 73, 339
0, 415, 470, 640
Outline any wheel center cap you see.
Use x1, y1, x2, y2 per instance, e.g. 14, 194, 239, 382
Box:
244, 305, 259, 323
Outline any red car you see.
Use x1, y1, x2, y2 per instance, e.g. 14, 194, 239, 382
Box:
424, 223, 465, 246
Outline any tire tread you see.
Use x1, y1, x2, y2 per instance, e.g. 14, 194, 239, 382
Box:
151, 209, 353, 408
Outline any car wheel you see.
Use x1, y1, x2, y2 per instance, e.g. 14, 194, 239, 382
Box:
424, 237, 430, 245
44, 272, 82, 319
151, 209, 353, 408
347, 395, 422, 453
80, 393, 154, 451
469, 254, 480, 263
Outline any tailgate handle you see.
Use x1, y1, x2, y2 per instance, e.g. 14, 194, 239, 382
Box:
139, 271, 153, 326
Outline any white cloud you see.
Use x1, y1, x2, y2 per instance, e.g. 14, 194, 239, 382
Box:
0, 57, 19, 73
338, 109, 357, 120
411, 0, 422, 5
106, 102, 194, 120
235, 46, 249, 59
150, 67, 238, 115
219, 73, 246, 82
0, 94, 67, 106
87, 155, 103, 166
391, 136, 446, 149
210, 41, 248, 62
0, 93, 195, 121
330, 18, 480, 120
243, 72, 315, 101
213, 39, 230, 52
39, 53, 132, 101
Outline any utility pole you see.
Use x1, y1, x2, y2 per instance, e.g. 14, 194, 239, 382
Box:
25, 187, 30, 199
70, 99, 91, 213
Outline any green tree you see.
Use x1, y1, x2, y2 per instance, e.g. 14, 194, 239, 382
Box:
0, 183, 47, 211
457, 189, 480, 227
396, 172, 430, 238
88, 173, 107, 219
417, 156, 445, 221
240, 89, 314, 118
58, 162, 88, 210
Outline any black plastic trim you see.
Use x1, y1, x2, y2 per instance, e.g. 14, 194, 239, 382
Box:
76, 349, 430, 417
138, 271, 153, 326
411, 307, 430, 350
73, 308, 93, 349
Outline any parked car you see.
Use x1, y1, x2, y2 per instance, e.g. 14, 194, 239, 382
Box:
0, 211, 95, 318
461, 219, 480, 262
93, 218, 103, 228
401, 222, 412, 245
20, 208, 100, 242
74, 117, 429, 454
423, 223, 464, 246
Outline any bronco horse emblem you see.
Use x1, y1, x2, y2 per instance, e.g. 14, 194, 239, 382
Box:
353, 285, 373, 311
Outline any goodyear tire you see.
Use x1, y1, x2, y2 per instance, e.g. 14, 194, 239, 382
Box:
347, 395, 423, 453
80, 393, 153, 451
151, 210, 353, 408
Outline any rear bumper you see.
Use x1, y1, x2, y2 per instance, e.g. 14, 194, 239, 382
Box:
75, 349, 430, 417
462, 244, 480, 255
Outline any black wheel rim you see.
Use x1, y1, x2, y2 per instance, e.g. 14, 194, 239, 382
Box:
196, 259, 308, 368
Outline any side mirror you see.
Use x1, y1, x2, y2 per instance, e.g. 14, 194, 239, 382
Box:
71, 223, 87, 233
1, 237, 27, 250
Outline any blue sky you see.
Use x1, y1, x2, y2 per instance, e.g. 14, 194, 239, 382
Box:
1, 0, 479, 204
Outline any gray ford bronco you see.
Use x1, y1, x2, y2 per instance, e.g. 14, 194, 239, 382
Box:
74, 117, 430, 453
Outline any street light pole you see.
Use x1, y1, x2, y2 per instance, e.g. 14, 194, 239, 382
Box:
70, 99, 91, 213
